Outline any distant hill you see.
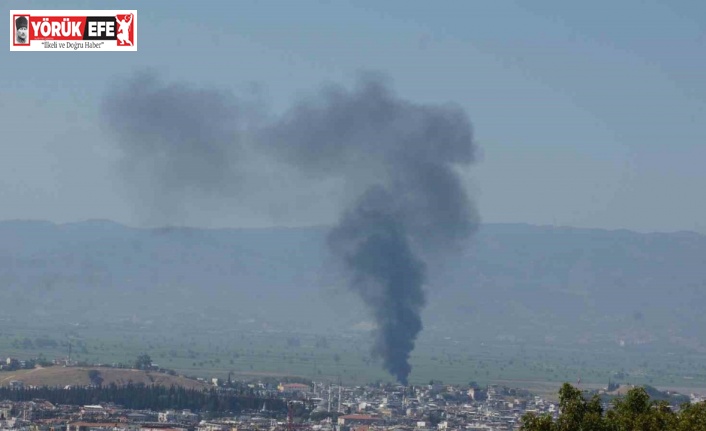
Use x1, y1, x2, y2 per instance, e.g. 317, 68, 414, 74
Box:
1, 220, 705, 349
0, 366, 208, 389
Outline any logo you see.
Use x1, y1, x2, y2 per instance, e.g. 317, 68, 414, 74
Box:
10, 10, 137, 51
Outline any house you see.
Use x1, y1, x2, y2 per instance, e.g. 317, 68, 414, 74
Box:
67, 422, 134, 431
158, 412, 178, 423
278, 383, 310, 394
196, 422, 230, 431
0, 405, 12, 420
142, 426, 188, 431
81, 405, 108, 419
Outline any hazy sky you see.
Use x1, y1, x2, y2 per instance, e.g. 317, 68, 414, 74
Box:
2, 0, 705, 233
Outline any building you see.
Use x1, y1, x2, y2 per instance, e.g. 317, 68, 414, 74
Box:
278, 383, 310, 395
0, 405, 12, 420
337, 415, 379, 426
67, 422, 135, 431
81, 405, 108, 420
158, 412, 178, 423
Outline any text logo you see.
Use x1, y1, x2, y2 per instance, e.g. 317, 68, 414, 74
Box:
10, 10, 137, 51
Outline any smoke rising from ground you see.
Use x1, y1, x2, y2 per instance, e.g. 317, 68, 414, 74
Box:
102, 72, 479, 384
264, 75, 478, 383
328, 186, 426, 383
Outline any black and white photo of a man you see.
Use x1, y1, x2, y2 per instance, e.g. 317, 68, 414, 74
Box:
15, 16, 29, 44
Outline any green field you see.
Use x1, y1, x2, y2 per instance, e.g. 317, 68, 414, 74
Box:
2, 317, 706, 392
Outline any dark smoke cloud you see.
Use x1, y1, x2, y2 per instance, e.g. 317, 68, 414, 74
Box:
264, 74, 479, 384
101, 71, 249, 222
328, 186, 426, 383
102, 71, 479, 384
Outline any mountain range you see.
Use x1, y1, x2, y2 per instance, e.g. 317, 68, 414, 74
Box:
1, 220, 705, 350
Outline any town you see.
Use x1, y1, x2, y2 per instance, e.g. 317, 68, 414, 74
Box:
5, 345, 706, 431
0, 373, 559, 431
0, 352, 568, 431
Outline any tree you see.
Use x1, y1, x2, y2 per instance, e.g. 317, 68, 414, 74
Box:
520, 384, 706, 431
676, 401, 706, 431
521, 412, 555, 431
88, 369, 104, 386
36, 354, 52, 367
427, 410, 444, 427
134, 353, 152, 370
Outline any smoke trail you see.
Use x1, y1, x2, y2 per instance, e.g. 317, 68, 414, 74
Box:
266, 74, 479, 383
101, 71, 249, 224
328, 186, 425, 383
102, 71, 479, 384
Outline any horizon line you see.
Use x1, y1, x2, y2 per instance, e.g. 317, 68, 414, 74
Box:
0, 218, 702, 237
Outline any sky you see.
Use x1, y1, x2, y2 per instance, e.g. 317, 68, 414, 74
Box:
2, 0, 705, 233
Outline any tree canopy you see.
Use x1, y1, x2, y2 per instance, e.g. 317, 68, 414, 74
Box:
520, 383, 706, 431
134, 353, 153, 370
0, 383, 286, 414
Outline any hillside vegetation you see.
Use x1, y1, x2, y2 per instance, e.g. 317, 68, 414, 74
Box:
0, 366, 207, 389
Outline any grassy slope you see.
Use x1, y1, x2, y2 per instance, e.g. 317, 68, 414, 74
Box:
0, 366, 208, 390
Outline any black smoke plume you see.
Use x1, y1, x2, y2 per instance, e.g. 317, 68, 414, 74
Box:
264, 74, 478, 383
102, 72, 479, 384
328, 186, 425, 383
